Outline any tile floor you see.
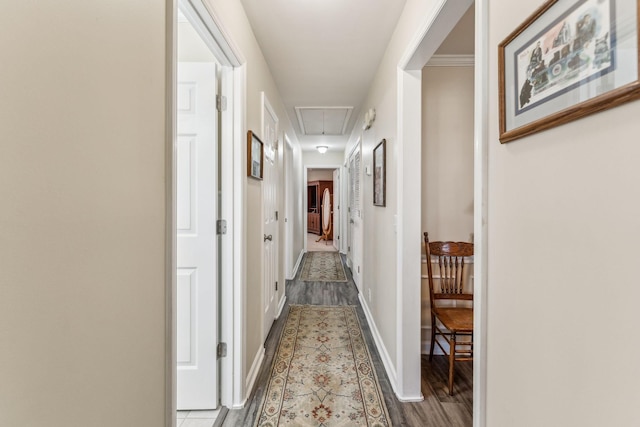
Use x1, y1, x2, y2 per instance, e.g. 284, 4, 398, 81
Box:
177, 409, 220, 427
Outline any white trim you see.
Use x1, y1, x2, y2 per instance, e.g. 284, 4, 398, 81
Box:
399, 0, 474, 70
230, 64, 247, 409
283, 133, 294, 283
165, 1, 177, 426
473, 2, 489, 426
232, 64, 247, 409
290, 249, 305, 280
359, 294, 423, 402
426, 54, 475, 67
396, 68, 423, 400
276, 295, 287, 318
241, 346, 265, 409
397, 1, 489, 422
358, 295, 397, 395
168, 0, 247, 415
179, 0, 242, 66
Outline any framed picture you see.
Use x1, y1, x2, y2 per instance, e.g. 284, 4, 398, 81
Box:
247, 130, 264, 180
373, 139, 386, 207
499, 0, 640, 143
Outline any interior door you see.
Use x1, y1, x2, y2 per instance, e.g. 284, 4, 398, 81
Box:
348, 144, 363, 292
262, 94, 279, 342
176, 61, 219, 409
332, 169, 340, 251
284, 134, 295, 279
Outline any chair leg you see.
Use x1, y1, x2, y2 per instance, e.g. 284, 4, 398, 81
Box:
448, 332, 456, 396
429, 315, 436, 362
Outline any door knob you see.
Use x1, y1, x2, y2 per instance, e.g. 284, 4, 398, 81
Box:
264, 234, 273, 242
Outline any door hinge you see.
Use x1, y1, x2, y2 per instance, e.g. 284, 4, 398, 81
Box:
275, 211, 279, 221
216, 95, 227, 112
217, 342, 227, 358
216, 219, 227, 235
275, 281, 278, 291
348, 246, 351, 252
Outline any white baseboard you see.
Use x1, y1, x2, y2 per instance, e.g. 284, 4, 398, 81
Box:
358, 294, 399, 396
244, 346, 265, 404
289, 249, 305, 280
276, 295, 287, 318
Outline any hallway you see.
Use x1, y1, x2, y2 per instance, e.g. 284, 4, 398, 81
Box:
219, 254, 472, 426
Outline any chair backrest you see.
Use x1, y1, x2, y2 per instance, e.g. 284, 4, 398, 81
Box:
424, 232, 474, 305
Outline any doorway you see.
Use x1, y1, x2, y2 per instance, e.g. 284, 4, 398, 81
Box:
171, 0, 245, 418
304, 166, 341, 253
176, 6, 220, 411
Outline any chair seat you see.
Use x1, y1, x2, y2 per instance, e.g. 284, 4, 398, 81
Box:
434, 307, 473, 332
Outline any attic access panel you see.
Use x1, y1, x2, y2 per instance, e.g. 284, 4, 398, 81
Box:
295, 106, 353, 135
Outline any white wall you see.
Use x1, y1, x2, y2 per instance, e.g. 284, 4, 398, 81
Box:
486, 1, 640, 426
0, 1, 168, 426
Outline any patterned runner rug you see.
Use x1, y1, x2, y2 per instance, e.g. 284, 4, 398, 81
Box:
254, 305, 392, 426
299, 252, 347, 282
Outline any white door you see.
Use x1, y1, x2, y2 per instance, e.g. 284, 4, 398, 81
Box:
332, 169, 340, 251
284, 134, 295, 279
262, 94, 279, 342
348, 144, 363, 292
176, 62, 219, 409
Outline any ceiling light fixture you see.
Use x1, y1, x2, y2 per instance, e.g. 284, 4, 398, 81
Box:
316, 146, 328, 154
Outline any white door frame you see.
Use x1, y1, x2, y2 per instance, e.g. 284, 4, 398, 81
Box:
396, 0, 487, 425
302, 164, 342, 253
168, 0, 247, 423
283, 133, 296, 280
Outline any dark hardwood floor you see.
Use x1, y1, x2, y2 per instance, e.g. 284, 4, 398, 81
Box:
217, 253, 472, 426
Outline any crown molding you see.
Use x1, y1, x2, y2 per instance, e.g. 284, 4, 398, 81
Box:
426, 54, 475, 67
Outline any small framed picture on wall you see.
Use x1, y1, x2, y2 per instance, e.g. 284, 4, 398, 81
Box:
373, 139, 386, 207
247, 130, 264, 180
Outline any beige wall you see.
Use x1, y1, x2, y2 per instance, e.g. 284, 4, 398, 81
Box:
420, 65, 474, 349
422, 66, 474, 243
487, 1, 640, 426
308, 169, 334, 182
0, 1, 168, 426
343, 0, 443, 374
303, 149, 345, 166
204, 0, 303, 390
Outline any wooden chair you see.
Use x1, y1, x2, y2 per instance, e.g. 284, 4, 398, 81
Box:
424, 232, 474, 395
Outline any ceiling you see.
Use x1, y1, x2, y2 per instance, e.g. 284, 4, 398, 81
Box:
240, 0, 474, 153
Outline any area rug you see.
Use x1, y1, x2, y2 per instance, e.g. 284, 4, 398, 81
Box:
299, 252, 347, 282
254, 305, 392, 426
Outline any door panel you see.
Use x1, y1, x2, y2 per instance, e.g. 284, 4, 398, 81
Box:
332, 169, 340, 251
284, 135, 295, 279
262, 94, 279, 342
177, 62, 218, 410
348, 145, 362, 292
